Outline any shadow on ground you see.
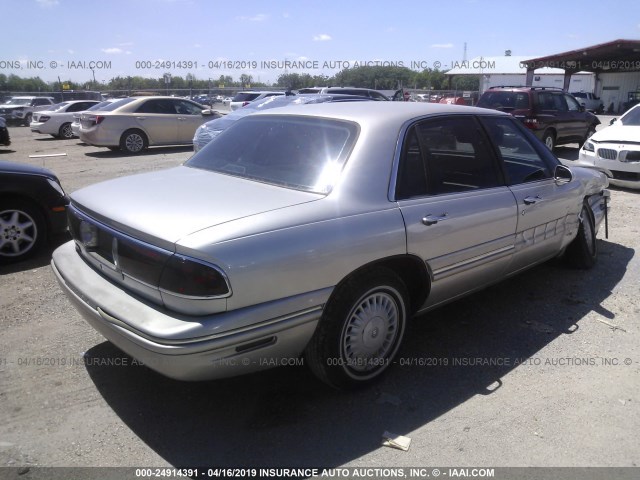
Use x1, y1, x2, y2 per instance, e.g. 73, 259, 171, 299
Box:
0, 233, 70, 275
85, 239, 633, 468
83, 146, 193, 158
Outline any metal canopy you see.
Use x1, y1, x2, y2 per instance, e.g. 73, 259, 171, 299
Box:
522, 39, 640, 90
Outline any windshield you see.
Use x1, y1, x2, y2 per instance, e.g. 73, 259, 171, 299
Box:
232, 93, 261, 102
620, 106, 640, 126
86, 101, 114, 111
187, 115, 358, 194
50, 102, 70, 111
3, 98, 32, 106
99, 97, 136, 111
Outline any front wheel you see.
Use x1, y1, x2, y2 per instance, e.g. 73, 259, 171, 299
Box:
0, 201, 46, 263
565, 203, 597, 269
305, 267, 408, 389
23, 113, 33, 126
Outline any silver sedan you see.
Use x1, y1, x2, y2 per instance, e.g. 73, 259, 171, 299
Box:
52, 102, 610, 389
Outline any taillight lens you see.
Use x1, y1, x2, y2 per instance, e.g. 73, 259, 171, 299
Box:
523, 117, 538, 129
159, 254, 230, 298
39, 115, 50, 122
242, 101, 249, 107
94, 115, 106, 125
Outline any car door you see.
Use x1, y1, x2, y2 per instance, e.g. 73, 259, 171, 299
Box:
479, 116, 581, 275
395, 115, 518, 310
564, 93, 589, 141
172, 99, 205, 142
133, 99, 179, 144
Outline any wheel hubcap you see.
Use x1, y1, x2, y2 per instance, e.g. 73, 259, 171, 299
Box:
0, 210, 37, 257
545, 136, 553, 149
341, 289, 400, 375
62, 125, 73, 138
125, 134, 144, 152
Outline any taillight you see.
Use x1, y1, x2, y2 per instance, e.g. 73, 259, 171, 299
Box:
95, 115, 106, 125
159, 254, 230, 298
523, 117, 539, 129
242, 101, 249, 107
39, 115, 50, 122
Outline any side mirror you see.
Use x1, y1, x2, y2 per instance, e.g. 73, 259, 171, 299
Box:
609, 117, 617, 126
578, 105, 585, 112
554, 164, 573, 184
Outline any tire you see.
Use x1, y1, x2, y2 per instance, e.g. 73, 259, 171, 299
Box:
565, 203, 597, 269
22, 113, 33, 127
0, 200, 46, 263
58, 122, 74, 139
542, 130, 555, 151
305, 267, 408, 389
119, 129, 148, 154
579, 127, 596, 149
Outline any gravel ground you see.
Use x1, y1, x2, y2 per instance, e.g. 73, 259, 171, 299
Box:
0, 118, 638, 476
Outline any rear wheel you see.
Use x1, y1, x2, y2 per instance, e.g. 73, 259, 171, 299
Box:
0, 201, 46, 263
579, 127, 596, 149
542, 130, 555, 151
305, 267, 408, 389
23, 113, 33, 126
58, 122, 74, 139
120, 129, 148, 154
565, 203, 597, 269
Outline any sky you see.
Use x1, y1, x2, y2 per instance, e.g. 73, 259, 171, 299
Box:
2, 0, 640, 86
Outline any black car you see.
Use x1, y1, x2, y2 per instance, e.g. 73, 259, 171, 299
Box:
0, 161, 69, 263
0, 118, 9, 147
477, 86, 600, 150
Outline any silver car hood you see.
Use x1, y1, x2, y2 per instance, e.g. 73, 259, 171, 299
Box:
71, 165, 322, 249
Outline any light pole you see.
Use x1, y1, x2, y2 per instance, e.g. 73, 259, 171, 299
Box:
90, 68, 96, 89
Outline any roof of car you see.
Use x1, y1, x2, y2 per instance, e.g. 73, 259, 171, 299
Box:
251, 101, 507, 127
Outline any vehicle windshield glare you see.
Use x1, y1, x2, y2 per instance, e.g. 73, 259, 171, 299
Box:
187, 115, 358, 194
86, 101, 113, 111
99, 98, 136, 111
232, 93, 261, 102
51, 102, 69, 111
620, 106, 640, 126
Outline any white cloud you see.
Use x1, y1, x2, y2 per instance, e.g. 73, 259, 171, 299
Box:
313, 34, 332, 42
283, 12, 290, 18
118, 42, 134, 47
194, 43, 202, 48
67, 49, 75, 54
102, 48, 124, 54
431, 43, 454, 48
36, 0, 59, 7
236, 13, 268, 22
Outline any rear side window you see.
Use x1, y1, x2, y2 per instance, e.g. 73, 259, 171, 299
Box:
136, 99, 177, 114
100, 98, 136, 111
187, 115, 359, 194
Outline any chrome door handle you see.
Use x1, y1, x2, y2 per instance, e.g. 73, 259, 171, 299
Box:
422, 213, 449, 226
523, 196, 542, 205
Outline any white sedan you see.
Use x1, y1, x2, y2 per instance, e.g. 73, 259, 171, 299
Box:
577, 104, 640, 189
30, 100, 101, 139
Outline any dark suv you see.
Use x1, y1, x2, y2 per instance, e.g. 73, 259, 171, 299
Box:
477, 86, 600, 150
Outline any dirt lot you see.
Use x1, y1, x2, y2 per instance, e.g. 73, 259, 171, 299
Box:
0, 121, 639, 475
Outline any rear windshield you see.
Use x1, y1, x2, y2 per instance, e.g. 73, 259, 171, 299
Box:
100, 98, 136, 111
477, 91, 530, 111
86, 101, 114, 111
571, 92, 587, 98
187, 115, 359, 194
232, 93, 261, 102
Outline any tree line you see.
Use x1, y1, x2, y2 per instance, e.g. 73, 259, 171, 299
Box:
0, 65, 478, 94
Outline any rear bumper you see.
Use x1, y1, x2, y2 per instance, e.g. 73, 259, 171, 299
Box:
51, 241, 324, 381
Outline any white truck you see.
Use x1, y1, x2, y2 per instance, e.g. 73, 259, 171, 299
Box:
0, 96, 56, 126
571, 92, 604, 114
